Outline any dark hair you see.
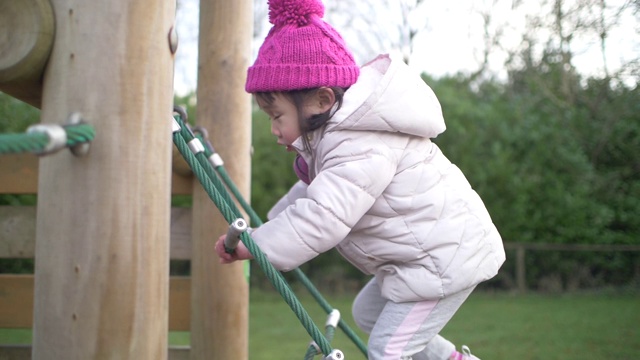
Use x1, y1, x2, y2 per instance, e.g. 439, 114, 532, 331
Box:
255, 87, 346, 152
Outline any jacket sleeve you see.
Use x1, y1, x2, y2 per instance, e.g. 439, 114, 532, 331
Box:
267, 180, 308, 220
251, 134, 397, 271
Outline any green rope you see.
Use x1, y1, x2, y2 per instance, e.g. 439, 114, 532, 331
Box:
194, 132, 369, 357
0, 123, 95, 155
194, 132, 256, 225
172, 116, 334, 357
296, 269, 368, 356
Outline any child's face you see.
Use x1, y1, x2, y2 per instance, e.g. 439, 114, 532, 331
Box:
257, 93, 313, 152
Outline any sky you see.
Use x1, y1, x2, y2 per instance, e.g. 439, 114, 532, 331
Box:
173, 0, 638, 96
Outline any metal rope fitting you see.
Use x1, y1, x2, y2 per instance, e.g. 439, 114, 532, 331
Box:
27, 124, 67, 155
208, 153, 224, 167
325, 309, 341, 328
192, 126, 225, 167
324, 349, 344, 360
224, 218, 248, 253
172, 117, 181, 133
188, 138, 205, 154
308, 341, 321, 355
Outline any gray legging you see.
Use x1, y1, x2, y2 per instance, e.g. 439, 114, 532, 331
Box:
352, 278, 475, 360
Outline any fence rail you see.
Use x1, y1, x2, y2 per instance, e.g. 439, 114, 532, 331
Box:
503, 242, 640, 293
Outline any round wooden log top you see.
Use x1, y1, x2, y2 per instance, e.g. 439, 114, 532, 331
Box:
0, 0, 55, 83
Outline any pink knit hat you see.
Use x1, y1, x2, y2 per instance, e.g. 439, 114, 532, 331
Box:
245, 0, 360, 93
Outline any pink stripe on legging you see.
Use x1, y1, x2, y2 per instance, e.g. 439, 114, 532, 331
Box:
383, 300, 439, 359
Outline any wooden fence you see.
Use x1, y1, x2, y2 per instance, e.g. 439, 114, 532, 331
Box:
0, 153, 194, 359
504, 242, 640, 293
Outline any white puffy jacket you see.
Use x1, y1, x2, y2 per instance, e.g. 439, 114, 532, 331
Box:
251, 54, 506, 302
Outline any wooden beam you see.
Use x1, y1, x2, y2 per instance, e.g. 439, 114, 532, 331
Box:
0, 275, 191, 331
0, 0, 55, 108
0, 154, 194, 195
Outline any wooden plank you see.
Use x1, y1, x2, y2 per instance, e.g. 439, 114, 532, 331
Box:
168, 277, 191, 332
0, 275, 190, 331
0, 275, 33, 328
170, 207, 193, 261
171, 168, 195, 196
0, 345, 190, 360
0, 154, 193, 195
0, 156, 38, 195
168, 346, 190, 360
0, 206, 192, 260
0, 207, 35, 259
0, 344, 31, 360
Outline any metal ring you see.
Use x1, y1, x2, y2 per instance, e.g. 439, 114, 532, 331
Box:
173, 105, 188, 122
66, 112, 90, 157
192, 125, 209, 139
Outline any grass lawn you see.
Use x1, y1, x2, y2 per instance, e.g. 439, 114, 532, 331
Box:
243, 289, 640, 359
2, 290, 639, 359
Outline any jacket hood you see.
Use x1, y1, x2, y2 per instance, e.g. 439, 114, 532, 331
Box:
327, 54, 446, 138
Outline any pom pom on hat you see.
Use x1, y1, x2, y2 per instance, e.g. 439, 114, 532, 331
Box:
269, 0, 324, 26
246, 0, 360, 93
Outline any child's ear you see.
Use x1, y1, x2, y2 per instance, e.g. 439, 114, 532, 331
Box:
315, 87, 336, 113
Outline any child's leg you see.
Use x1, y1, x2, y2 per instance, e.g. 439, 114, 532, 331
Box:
411, 335, 456, 360
412, 287, 475, 359
353, 278, 475, 359
352, 278, 387, 334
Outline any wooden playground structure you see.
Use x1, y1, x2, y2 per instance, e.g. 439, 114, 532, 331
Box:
0, 0, 253, 358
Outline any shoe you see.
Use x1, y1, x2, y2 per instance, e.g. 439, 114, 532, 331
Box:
461, 345, 480, 360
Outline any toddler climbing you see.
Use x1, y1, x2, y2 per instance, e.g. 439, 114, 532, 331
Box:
214, 0, 506, 358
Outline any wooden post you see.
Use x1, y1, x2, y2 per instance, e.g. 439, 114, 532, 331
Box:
0, 0, 55, 108
190, 0, 252, 359
516, 245, 527, 293
32, 0, 176, 358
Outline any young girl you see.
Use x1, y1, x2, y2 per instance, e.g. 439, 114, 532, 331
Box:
214, 0, 506, 359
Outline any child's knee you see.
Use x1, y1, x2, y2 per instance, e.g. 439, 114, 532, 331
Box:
351, 301, 374, 333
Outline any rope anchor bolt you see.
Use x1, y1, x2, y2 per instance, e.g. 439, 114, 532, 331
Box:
26, 112, 91, 156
